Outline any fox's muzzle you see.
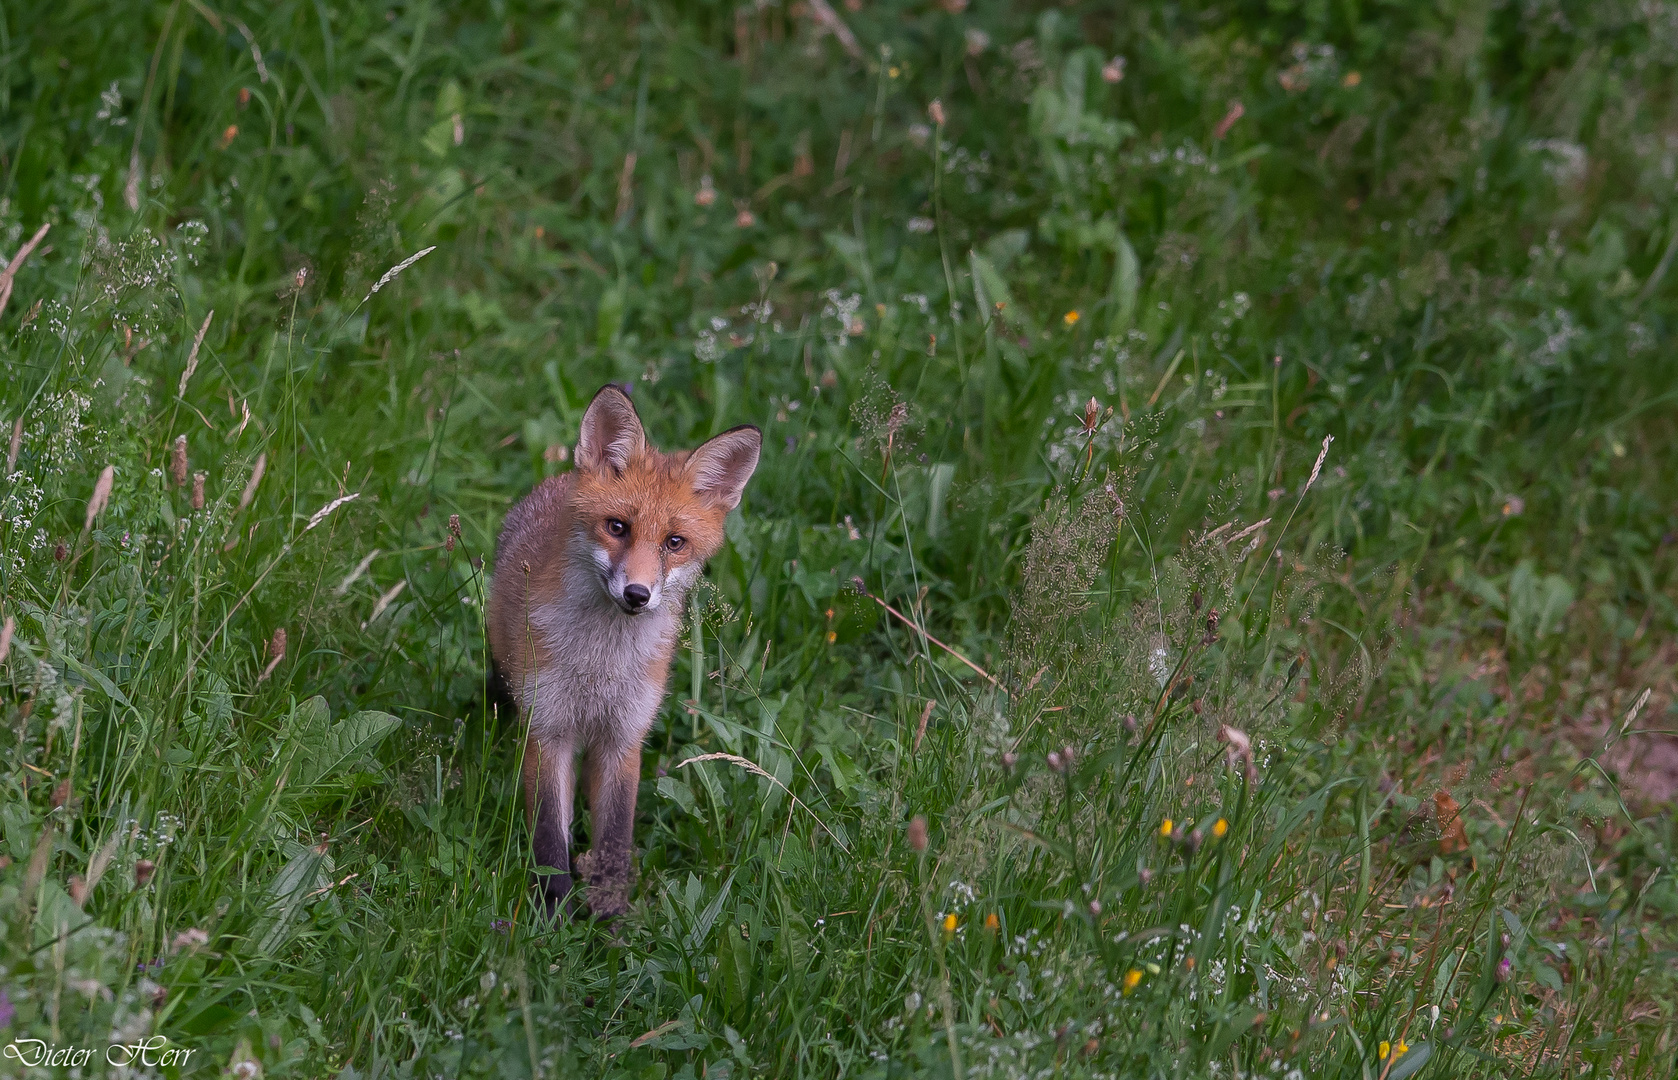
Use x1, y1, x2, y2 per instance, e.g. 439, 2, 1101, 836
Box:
592, 545, 664, 614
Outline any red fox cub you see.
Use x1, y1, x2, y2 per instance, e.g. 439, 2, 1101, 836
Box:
488, 386, 761, 918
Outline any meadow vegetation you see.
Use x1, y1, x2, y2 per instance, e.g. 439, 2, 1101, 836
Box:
1, 0, 1676, 1076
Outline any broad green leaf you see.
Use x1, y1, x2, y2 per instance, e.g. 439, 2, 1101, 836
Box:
1386, 1042, 1433, 1080
1111, 229, 1139, 334
969, 249, 1016, 324
259, 840, 334, 953
293, 709, 402, 787
683, 868, 737, 954
657, 775, 701, 819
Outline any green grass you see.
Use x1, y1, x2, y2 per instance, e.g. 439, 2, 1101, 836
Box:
2, 0, 1676, 1076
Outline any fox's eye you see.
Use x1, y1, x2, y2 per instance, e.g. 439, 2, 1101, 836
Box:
666, 535, 686, 552
606, 518, 628, 537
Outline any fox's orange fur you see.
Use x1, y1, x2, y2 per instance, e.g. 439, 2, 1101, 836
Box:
488, 385, 760, 917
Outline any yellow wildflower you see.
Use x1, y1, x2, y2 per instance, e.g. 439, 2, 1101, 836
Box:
1378, 1041, 1391, 1061
1212, 818, 1228, 839
1064, 310, 1081, 326
1159, 818, 1173, 838
984, 912, 999, 932
942, 913, 957, 933
1122, 969, 1142, 995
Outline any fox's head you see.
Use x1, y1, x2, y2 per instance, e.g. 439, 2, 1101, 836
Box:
567, 385, 761, 615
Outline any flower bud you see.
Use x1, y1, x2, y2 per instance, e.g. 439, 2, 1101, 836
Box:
907, 815, 928, 852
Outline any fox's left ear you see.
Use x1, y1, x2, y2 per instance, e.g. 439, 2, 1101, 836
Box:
686, 425, 762, 510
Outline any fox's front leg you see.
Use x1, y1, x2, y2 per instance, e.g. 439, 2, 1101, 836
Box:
579, 743, 642, 919
523, 735, 576, 918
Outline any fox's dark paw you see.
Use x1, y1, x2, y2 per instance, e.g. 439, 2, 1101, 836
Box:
532, 872, 574, 922
575, 850, 633, 924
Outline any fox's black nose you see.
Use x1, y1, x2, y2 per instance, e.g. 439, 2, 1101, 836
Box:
623, 584, 651, 610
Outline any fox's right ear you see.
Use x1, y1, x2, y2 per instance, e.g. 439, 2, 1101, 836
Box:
575, 385, 645, 473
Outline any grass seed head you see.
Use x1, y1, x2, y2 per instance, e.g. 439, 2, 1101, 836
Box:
85, 465, 115, 530
191, 472, 206, 509
172, 928, 208, 952
366, 246, 437, 300
1303, 434, 1334, 493
134, 859, 156, 887
236, 452, 266, 514
907, 814, 928, 852
171, 435, 188, 487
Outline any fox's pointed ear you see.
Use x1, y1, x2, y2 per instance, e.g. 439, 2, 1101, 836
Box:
575, 385, 645, 473
686, 425, 761, 510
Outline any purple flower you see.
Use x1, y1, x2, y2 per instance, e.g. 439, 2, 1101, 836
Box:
1496, 957, 1513, 983
0, 988, 13, 1028
491, 919, 512, 935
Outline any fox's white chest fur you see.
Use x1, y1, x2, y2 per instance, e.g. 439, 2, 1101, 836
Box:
521, 589, 678, 751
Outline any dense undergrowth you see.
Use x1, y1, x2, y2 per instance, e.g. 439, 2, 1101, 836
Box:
1, 1, 1675, 1076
